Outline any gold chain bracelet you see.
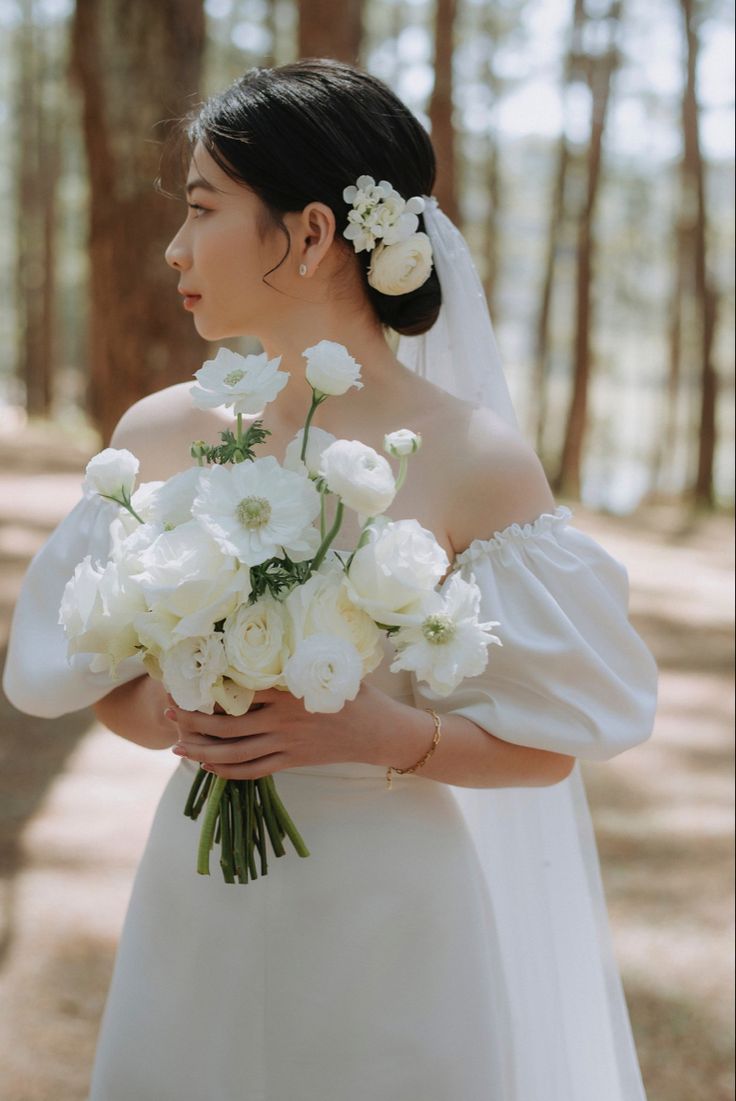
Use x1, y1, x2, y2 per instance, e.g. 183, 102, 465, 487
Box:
385, 708, 442, 790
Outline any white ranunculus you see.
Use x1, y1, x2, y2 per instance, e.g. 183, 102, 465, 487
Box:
190, 347, 289, 416
389, 571, 502, 696
109, 520, 164, 571
191, 456, 321, 567
283, 426, 337, 478
302, 340, 364, 396
83, 448, 139, 501
59, 556, 147, 674
344, 518, 449, 627
318, 439, 396, 516
222, 594, 292, 690
367, 233, 434, 296
159, 633, 230, 714
283, 632, 363, 713
384, 429, 422, 457
285, 563, 383, 676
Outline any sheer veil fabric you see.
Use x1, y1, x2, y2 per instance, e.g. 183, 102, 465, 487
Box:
393, 198, 653, 1099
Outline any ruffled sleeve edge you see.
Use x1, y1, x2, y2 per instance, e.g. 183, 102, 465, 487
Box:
452, 504, 574, 568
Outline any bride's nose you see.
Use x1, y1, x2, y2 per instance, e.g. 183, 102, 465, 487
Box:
164, 228, 190, 271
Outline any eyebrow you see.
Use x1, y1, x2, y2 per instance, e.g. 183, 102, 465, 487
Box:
185, 177, 219, 196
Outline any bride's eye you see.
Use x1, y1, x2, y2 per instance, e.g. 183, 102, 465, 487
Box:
187, 202, 209, 217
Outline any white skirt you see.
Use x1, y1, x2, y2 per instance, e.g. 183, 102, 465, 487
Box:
88, 757, 514, 1101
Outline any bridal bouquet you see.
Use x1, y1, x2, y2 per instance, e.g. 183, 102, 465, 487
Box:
59, 340, 502, 885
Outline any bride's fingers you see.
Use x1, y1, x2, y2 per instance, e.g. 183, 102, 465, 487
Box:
176, 733, 277, 764
166, 704, 281, 739
202, 752, 286, 780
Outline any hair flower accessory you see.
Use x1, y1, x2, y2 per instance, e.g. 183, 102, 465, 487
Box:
342, 174, 434, 297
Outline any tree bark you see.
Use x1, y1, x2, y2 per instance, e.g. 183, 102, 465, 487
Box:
69, 0, 207, 442
553, 0, 623, 500
429, 0, 460, 225
298, 0, 364, 64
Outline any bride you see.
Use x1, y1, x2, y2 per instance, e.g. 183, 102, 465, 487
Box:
3, 58, 658, 1100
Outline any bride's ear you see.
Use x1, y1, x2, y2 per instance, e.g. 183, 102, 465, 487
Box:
290, 202, 336, 274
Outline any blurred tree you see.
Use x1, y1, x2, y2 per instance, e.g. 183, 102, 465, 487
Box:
552, 0, 624, 499
429, 0, 459, 224
298, 0, 364, 63
14, 0, 61, 417
69, 0, 207, 442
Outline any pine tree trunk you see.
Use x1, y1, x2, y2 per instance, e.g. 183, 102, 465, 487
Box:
70, 0, 207, 442
298, 0, 364, 63
429, 0, 460, 225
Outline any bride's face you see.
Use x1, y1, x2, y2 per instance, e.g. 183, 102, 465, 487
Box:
164, 141, 291, 341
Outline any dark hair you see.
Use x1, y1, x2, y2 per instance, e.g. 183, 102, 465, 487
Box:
168, 58, 441, 337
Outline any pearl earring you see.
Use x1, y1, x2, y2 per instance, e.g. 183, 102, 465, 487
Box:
299, 263, 307, 276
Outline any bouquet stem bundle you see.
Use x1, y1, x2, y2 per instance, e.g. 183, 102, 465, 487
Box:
184, 768, 310, 883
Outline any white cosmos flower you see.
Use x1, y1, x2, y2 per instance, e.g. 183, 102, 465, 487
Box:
222, 594, 292, 690
319, 439, 396, 516
283, 632, 363, 713
384, 429, 422, 457
285, 562, 383, 676
302, 340, 363, 396
191, 455, 321, 566
83, 448, 139, 501
283, 426, 337, 478
389, 571, 502, 696
344, 518, 449, 627
190, 347, 289, 415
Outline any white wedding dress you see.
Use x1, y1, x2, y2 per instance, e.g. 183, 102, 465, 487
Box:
3, 492, 659, 1101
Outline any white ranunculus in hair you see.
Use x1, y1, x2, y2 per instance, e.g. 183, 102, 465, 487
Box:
83, 448, 139, 501
389, 571, 502, 696
283, 632, 363, 713
283, 426, 338, 478
368, 233, 434, 296
190, 347, 289, 416
302, 340, 364, 396
384, 429, 422, 457
344, 518, 449, 627
222, 594, 292, 691
285, 562, 383, 676
318, 439, 396, 516
191, 455, 321, 567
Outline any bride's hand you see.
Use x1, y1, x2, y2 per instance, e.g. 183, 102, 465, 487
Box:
164, 684, 413, 778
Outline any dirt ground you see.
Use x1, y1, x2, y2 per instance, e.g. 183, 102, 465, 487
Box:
0, 419, 733, 1101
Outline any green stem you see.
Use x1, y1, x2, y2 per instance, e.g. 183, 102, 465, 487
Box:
300, 393, 323, 465
319, 485, 327, 540
197, 776, 228, 876
253, 789, 268, 876
184, 766, 209, 818
246, 780, 258, 879
219, 784, 235, 884
191, 769, 214, 818
257, 777, 286, 857
265, 776, 310, 857
232, 783, 247, 883
310, 499, 344, 573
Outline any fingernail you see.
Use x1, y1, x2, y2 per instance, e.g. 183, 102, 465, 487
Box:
163, 708, 177, 721
172, 746, 187, 756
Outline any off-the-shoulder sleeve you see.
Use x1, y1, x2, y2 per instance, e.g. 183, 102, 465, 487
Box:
3, 494, 145, 719
413, 505, 658, 761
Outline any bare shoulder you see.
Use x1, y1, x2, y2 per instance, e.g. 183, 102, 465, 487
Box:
432, 400, 557, 557
109, 382, 213, 481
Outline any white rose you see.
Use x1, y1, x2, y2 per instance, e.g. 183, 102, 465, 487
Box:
303, 340, 364, 396
190, 347, 289, 416
319, 439, 396, 516
160, 634, 229, 714
283, 426, 337, 478
389, 571, 502, 696
367, 233, 434, 296
222, 594, 292, 690
384, 429, 422, 457
283, 633, 363, 713
59, 556, 146, 674
83, 448, 139, 501
285, 563, 383, 676
344, 518, 449, 627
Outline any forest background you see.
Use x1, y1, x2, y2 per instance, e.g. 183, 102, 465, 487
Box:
0, 1, 733, 1099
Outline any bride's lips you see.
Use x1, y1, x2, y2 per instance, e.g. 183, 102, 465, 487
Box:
178, 288, 202, 310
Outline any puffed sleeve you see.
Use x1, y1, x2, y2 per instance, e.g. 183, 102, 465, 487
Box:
3, 494, 145, 719
413, 505, 658, 761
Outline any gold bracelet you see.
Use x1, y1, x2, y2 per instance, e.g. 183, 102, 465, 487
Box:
385, 708, 442, 790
